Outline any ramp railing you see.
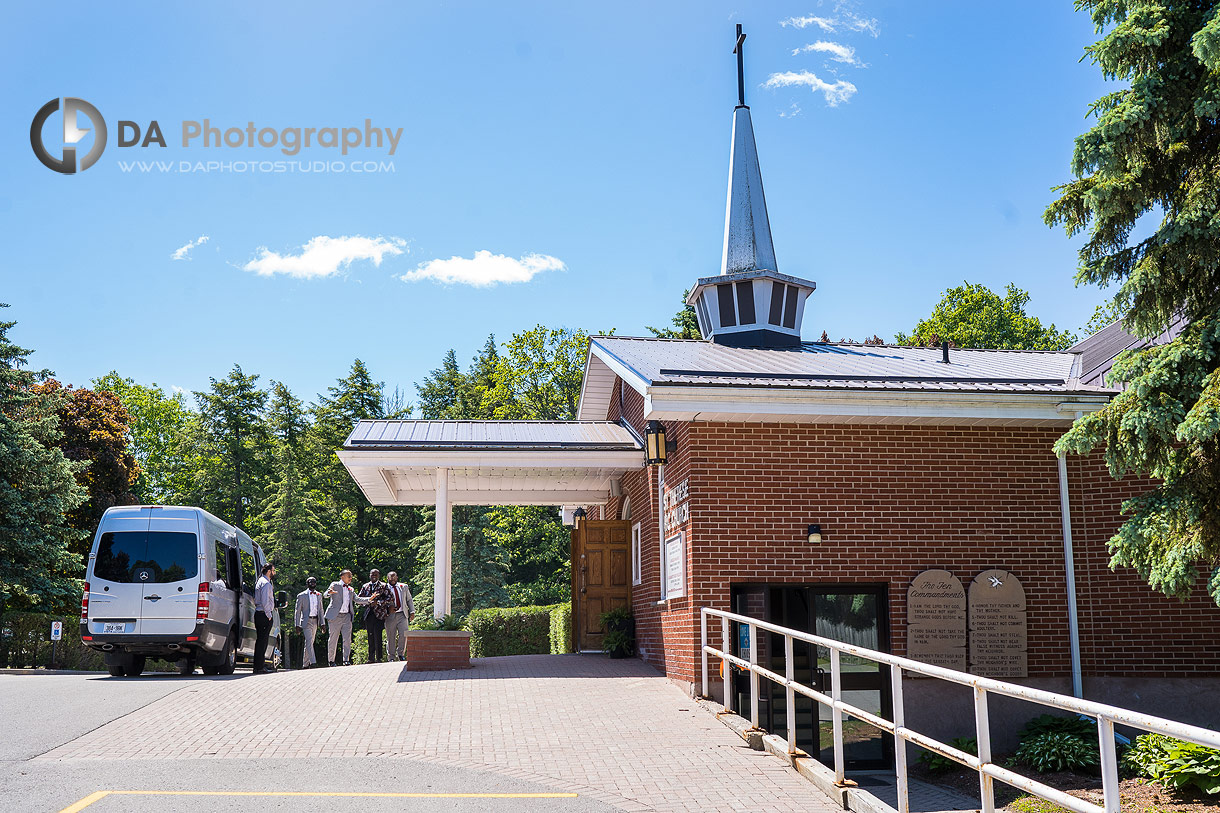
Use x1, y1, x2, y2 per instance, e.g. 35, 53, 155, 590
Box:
700, 606, 1220, 813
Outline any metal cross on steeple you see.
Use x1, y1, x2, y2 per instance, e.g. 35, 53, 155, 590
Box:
734, 24, 747, 106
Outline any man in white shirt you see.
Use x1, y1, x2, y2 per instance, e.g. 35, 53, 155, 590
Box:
383, 571, 415, 662
324, 570, 361, 666
253, 563, 276, 674
293, 577, 326, 668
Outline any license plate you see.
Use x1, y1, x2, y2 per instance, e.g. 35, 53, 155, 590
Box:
102, 622, 127, 634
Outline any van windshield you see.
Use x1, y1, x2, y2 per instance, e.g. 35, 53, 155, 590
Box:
94, 532, 198, 583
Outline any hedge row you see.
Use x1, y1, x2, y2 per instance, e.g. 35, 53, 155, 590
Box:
549, 603, 573, 655
1, 611, 106, 671
465, 603, 571, 658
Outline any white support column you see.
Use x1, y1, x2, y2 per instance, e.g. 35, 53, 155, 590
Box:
434, 467, 451, 619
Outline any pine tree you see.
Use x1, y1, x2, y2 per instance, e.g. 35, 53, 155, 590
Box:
408, 505, 507, 617
255, 382, 328, 590
0, 307, 87, 612
647, 289, 701, 339
1046, 1, 1220, 604
415, 349, 469, 419
192, 365, 269, 529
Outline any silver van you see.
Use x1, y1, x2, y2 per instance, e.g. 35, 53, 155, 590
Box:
80, 505, 286, 676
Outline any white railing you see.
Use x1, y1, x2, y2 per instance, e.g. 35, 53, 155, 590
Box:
700, 607, 1220, 813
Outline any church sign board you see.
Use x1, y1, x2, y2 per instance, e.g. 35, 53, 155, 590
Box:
968, 569, 1028, 678
906, 569, 967, 671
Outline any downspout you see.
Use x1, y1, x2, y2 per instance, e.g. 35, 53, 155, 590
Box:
1057, 453, 1083, 698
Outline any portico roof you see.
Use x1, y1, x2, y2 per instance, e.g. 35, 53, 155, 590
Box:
337, 420, 644, 506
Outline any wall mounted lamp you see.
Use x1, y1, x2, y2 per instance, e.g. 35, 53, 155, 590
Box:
807, 524, 823, 545
573, 507, 587, 526
644, 420, 668, 466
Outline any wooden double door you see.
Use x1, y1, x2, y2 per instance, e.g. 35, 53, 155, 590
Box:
571, 520, 632, 652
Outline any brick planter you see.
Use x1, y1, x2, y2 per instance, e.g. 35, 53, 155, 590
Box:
405, 630, 472, 671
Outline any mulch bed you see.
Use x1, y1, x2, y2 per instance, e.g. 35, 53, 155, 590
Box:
912, 765, 1219, 813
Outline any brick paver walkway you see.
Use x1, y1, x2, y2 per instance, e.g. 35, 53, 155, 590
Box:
38, 655, 839, 812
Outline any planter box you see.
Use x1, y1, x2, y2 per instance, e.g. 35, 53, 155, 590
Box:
405, 630, 472, 671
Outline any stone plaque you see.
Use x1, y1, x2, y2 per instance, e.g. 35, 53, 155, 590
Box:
968, 569, 1027, 678
906, 570, 967, 670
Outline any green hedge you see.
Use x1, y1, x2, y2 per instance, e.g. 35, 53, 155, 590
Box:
549, 603, 573, 654
466, 603, 567, 658
1, 611, 106, 671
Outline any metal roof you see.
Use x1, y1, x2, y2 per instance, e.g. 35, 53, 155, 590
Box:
590, 336, 1107, 394
344, 420, 642, 451
1069, 314, 1186, 388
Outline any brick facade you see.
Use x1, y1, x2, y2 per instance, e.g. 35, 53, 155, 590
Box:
598, 375, 1220, 688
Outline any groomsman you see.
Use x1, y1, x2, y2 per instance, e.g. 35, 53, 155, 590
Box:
383, 571, 415, 662
293, 577, 326, 668
324, 570, 360, 666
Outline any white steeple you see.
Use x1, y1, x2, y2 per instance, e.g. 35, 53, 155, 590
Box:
721, 104, 778, 276
687, 24, 816, 348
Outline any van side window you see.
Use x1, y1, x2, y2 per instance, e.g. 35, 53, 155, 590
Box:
214, 541, 229, 588
240, 550, 256, 595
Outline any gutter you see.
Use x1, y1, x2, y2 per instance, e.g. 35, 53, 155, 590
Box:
1057, 453, 1083, 698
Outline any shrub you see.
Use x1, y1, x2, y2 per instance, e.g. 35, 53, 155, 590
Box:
917, 736, 977, 773
549, 603, 573, 654
599, 605, 633, 628
1015, 732, 1099, 773
1124, 733, 1220, 795
465, 605, 559, 658
1020, 714, 1096, 741
1, 612, 106, 671
413, 613, 464, 631
602, 627, 634, 658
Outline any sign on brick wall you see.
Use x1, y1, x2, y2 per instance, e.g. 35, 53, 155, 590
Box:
968, 569, 1028, 678
663, 477, 690, 533
907, 569, 967, 670
664, 532, 686, 599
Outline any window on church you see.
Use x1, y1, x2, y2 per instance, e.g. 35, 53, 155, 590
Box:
717, 284, 736, 327
768, 281, 786, 325
736, 281, 755, 324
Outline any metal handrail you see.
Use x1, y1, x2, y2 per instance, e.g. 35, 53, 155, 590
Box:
700, 607, 1220, 813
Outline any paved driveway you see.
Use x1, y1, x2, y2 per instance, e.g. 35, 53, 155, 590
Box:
20, 655, 836, 812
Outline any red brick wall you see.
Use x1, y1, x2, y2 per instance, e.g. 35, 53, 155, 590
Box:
406, 632, 471, 671
595, 379, 1220, 685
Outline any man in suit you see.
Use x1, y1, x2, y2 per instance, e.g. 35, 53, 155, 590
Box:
358, 569, 389, 663
293, 576, 326, 668
383, 571, 415, 662
324, 570, 360, 666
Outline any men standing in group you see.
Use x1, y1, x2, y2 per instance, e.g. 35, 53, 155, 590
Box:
383, 571, 415, 662
294, 576, 326, 668
324, 570, 359, 666
253, 563, 276, 674
358, 569, 390, 663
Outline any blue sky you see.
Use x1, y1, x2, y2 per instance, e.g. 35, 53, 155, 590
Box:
0, 1, 1112, 406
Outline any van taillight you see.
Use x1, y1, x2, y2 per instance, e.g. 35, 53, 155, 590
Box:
80, 582, 89, 622
196, 582, 210, 622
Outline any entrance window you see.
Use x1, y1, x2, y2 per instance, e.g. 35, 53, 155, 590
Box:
631, 523, 642, 585
729, 583, 892, 771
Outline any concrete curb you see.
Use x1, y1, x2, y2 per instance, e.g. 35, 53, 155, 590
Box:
0, 668, 103, 675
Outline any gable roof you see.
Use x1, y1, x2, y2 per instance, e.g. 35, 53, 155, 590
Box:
1069, 314, 1187, 388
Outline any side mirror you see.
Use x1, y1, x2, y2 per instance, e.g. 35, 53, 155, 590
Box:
275, 590, 288, 609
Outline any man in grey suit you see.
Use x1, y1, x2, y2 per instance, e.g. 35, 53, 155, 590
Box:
324, 570, 362, 666
293, 577, 326, 668
383, 571, 415, 662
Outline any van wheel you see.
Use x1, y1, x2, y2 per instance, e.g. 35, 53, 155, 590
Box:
107, 662, 126, 677
126, 656, 146, 676
217, 631, 237, 676
176, 657, 195, 676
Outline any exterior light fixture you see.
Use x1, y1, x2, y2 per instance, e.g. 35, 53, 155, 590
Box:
573, 507, 587, 526
645, 420, 668, 466
807, 524, 823, 544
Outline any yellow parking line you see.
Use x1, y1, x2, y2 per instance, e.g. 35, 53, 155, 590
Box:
61, 789, 579, 811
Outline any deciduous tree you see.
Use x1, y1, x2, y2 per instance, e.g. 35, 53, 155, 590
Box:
895, 282, 1076, 350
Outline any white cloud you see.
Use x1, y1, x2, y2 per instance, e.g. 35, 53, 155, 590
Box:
780, 14, 837, 31
780, 102, 803, 118
400, 250, 564, 287
843, 12, 880, 37
764, 70, 858, 106
171, 234, 209, 261
242, 235, 406, 279
171, 385, 186, 395
792, 40, 863, 66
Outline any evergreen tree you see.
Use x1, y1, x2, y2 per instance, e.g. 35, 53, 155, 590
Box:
647, 288, 701, 339
895, 282, 1076, 350
408, 505, 508, 617
0, 307, 86, 612
488, 505, 570, 605
192, 365, 268, 529
314, 359, 386, 575
1046, 0, 1220, 605
255, 382, 328, 589
415, 349, 469, 419
465, 335, 506, 418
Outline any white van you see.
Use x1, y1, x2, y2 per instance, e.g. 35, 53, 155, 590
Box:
80, 505, 285, 676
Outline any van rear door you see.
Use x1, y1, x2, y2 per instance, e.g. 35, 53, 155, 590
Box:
88, 508, 152, 635
139, 508, 203, 636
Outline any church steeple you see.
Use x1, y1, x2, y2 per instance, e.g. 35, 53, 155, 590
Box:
687, 24, 817, 348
